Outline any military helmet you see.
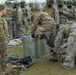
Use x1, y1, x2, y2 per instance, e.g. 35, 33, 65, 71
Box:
14, 2, 19, 6
20, 1, 26, 5
13, 2, 19, 9
20, 1, 26, 8
46, 0, 50, 2
73, 0, 76, 6
5, 1, 11, 6
46, 0, 54, 4
46, 0, 54, 2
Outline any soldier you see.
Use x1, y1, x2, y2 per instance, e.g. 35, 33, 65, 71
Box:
57, 0, 69, 24
49, 0, 70, 62
50, 21, 72, 62
26, 4, 32, 22
62, 0, 76, 69
31, 12, 56, 48
12, 2, 23, 38
44, 0, 59, 27
62, 22, 76, 69
5, 1, 13, 39
20, 1, 28, 29
0, 4, 9, 74
67, 1, 75, 21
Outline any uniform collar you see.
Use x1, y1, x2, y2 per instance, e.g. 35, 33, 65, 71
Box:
0, 13, 2, 17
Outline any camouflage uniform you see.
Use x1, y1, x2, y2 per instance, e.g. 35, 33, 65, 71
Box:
73, 1, 76, 21
50, 21, 73, 61
20, 1, 28, 29
49, 1, 69, 61
57, 1, 69, 24
26, 5, 32, 22
62, 22, 76, 69
53, 22, 72, 52
31, 12, 56, 47
67, 2, 75, 21
5, 6, 12, 39
0, 13, 8, 72
44, 0, 59, 26
12, 3, 23, 38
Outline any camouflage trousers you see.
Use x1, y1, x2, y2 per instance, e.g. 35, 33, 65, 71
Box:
54, 25, 64, 52
12, 20, 24, 38
62, 24, 76, 69
0, 42, 7, 72
59, 18, 68, 24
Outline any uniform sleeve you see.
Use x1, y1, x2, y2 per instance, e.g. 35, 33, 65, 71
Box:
0, 19, 6, 41
74, 8, 76, 20
63, 6, 70, 15
18, 8, 22, 22
53, 5, 59, 25
3, 19, 9, 41
31, 13, 41, 34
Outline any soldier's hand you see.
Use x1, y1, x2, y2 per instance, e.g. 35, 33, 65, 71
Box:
35, 32, 42, 38
5, 41, 9, 44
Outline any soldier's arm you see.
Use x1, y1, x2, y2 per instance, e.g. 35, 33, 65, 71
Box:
53, 4, 59, 25
31, 14, 41, 34
18, 8, 22, 22
74, 8, 76, 20
31, 16, 38, 33
0, 23, 4, 39
3, 19, 9, 41
54, 25, 65, 52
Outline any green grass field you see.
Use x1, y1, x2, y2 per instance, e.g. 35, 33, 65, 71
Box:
8, 45, 76, 75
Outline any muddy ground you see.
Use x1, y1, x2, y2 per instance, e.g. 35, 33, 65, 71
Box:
8, 46, 76, 75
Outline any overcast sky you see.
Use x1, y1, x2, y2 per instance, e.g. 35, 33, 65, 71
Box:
0, 0, 46, 3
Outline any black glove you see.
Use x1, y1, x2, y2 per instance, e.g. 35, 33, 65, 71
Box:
56, 24, 59, 29
40, 34, 45, 39
59, 10, 63, 15
31, 34, 35, 38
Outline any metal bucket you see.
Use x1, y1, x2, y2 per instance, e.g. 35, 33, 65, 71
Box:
22, 35, 50, 60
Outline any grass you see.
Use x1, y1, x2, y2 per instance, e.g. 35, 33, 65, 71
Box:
8, 45, 24, 58
8, 46, 76, 75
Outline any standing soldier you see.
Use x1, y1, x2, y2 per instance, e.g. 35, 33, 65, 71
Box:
5, 1, 12, 39
12, 2, 23, 38
0, 4, 9, 74
26, 4, 32, 22
20, 1, 28, 30
57, 0, 69, 24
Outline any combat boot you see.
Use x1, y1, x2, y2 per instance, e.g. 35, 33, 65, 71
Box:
49, 52, 58, 62
62, 59, 74, 69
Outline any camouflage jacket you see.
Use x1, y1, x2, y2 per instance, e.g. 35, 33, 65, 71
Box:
0, 13, 8, 42
44, 7, 54, 18
21, 7, 27, 17
31, 12, 56, 46
67, 6, 75, 20
58, 5, 70, 19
